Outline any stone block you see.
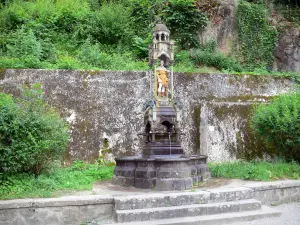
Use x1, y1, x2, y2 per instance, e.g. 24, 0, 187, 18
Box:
155, 178, 193, 191
209, 187, 253, 202
112, 175, 134, 187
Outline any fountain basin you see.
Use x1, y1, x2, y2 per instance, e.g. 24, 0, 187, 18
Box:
112, 155, 211, 191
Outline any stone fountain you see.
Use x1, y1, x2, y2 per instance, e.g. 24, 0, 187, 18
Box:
112, 23, 211, 190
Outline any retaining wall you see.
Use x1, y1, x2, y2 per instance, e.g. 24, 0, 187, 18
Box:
0, 69, 294, 162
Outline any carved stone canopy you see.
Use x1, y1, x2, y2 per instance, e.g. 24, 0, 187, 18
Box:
153, 23, 170, 33
149, 23, 174, 67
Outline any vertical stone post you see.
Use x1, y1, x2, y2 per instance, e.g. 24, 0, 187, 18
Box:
171, 65, 174, 100
154, 65, 157, 100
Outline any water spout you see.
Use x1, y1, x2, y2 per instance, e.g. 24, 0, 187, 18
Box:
168, 132, 171, 155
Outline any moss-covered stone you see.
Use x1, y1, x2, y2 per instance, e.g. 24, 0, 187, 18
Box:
193, 106, 201, 151
212, 103, 277, 160
0, 69, 6, 80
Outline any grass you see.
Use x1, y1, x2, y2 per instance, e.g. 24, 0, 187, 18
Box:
209, 161, 300, 181
1, 160, 300, 200
0, 161, 115, 200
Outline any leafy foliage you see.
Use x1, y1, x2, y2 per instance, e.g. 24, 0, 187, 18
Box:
275, 0, 300, 26
0, 0, 297, 73
250, 92, 300, 162
127, 0, 208, 49
0, 84, 69, 175
236, 1, 278, 70
190, 45, 244, 72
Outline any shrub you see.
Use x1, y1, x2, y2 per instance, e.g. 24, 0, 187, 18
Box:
190, 48, 244, 72
6, 27, 42, 60
77, 39, 102, 67
0, 84, 69, 175
89, 2, 133, 45
164, 0, 208, 49
250, 92, 300, 163
0, 57, 24, 68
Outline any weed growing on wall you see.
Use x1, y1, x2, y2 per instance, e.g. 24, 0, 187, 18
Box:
236, 1, 278, 70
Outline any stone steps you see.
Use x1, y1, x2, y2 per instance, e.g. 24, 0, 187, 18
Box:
111, 205, 281, 225
115, 199, 261, 223
108, 187, 281, 224
114, 187, 252, 210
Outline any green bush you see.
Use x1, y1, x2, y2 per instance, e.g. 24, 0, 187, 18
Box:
0, 84, 69, 175
250, 92, 300, 162
190, 48, 244, 72
77, 39, 102, 67
6, 27, 42, 60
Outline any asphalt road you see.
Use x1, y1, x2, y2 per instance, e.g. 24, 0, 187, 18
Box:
228, 202, 300, 225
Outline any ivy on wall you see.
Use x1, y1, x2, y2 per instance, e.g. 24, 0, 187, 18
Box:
236, 1, 278, 70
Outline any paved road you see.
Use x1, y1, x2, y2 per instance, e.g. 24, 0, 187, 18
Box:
228, 202, 300, 225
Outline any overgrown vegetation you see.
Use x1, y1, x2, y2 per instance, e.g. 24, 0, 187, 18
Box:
0, 161, 114, 200
209, 160, 300, 181
0, 0, 209, 70
274, 0, 300, 26
0, 0, 297, 74
0, 84, 69, 176
190, 41, 244, 72
236, 1, 278, 71
250, 92, 300, 163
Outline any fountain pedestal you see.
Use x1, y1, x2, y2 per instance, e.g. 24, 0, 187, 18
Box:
112, 106, 211, 191
112, 23, 210, 190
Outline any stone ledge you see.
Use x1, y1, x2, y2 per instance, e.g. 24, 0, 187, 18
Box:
243, 180, 300, 191
0, 195, 113, 210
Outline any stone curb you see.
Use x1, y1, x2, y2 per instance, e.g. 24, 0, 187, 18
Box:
0, 180, 299, 210
242, 180, 300, 191
0, 195, 113, 209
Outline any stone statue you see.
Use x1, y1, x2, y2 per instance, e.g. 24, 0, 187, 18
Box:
156, 60, 168, 97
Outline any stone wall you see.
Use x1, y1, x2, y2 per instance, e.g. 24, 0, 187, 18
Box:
0, 196, 114, 225
0, 69, 294, 162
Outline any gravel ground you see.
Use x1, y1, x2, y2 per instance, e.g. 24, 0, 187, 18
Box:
228, 202, 300, 225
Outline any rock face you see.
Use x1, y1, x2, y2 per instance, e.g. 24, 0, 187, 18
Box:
198, 0, 238, 54
198, 1, 300, 72
273, 28, 300, 73
0, 69, 294, 162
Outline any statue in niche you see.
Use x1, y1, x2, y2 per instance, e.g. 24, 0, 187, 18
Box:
156, 60, 168, 97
